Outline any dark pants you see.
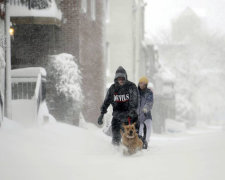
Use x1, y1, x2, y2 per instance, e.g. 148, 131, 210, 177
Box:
111, 117, 122, 145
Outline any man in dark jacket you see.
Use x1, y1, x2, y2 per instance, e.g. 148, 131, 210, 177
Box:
98, 66, 138, 145
137, 77, 154, 149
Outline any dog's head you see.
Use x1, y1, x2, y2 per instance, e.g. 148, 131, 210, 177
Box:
122, 123, 137, 139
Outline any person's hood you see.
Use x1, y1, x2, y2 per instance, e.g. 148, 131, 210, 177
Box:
114, 66, 128, 83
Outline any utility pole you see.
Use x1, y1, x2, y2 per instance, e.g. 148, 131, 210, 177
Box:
4, 0, 12, 119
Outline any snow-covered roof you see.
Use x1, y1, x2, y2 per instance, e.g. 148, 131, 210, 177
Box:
12, 67, 47, 78
9, 0, 62, 24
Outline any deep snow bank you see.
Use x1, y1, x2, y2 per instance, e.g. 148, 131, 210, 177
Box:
0, 118, 225, 180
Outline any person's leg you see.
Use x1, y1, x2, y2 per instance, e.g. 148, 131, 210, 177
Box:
144, 119, 152, 143
111, 117, 122, 145
138, 122, 144, 137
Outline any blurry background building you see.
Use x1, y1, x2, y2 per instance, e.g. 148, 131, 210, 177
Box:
105, 0, 146, 86
142, 41, 176, 133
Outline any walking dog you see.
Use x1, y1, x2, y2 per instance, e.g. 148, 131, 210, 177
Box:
121, 122, 143, 155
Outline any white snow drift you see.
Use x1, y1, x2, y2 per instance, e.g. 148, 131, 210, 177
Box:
0, 118, 224, 180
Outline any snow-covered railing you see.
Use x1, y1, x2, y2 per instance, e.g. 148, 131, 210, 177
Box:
11, 67, 47, 126
8, 0, 31, 9
33, 72, 42, 113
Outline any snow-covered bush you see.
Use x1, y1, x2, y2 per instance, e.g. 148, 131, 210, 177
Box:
49, 53, 83, 101
47, 53, 83, 125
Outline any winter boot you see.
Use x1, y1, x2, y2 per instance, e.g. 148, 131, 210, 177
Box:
112, 136, 121, 146
142, 140, 148, 149
138, 135, 148, 149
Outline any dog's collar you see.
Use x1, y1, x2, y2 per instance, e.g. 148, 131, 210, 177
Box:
126, 135, 135, 139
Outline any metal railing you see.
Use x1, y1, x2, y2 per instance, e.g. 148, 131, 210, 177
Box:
34, 73, 42, 113
8, 0, 31, 9
11, 72, 45, 119
12, 82, 36, 99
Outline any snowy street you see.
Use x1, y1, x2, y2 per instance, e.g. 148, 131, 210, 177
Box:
1, 1, 225, 180
0, 119, 224, 180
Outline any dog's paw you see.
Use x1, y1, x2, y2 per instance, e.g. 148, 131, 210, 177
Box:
123, 149, 129, 156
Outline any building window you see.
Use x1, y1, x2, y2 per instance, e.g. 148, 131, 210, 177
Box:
105, 0, 110, 23
91, 0, 96, 20
81, 0, 87, 13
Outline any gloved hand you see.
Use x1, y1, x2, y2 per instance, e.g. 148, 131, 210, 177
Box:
98, 114, 104, 125
142, 108, 148, 115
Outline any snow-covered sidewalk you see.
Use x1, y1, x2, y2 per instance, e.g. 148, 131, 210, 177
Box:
0, 119, 224, 180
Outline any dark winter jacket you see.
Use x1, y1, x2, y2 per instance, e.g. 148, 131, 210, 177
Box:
100, 66, 138, 123
137, 86, 154, 123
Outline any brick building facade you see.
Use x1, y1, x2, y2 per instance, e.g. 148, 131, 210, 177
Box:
58, 0, 80, 60
79, 0, 106, 124
9, 0, 106, 125
51, 0, 106, 124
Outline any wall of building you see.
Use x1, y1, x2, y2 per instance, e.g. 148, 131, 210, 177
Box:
11, 24, 57, 69
134, 0, 146, 81
106, 0, 146, 85
106, 0, 134, 84
57, 0, 106, 124
79, 0, 106, 124
58, 0, 80, 60
8, 0, 106, 125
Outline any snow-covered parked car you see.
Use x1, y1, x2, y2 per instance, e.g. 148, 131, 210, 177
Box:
11, 67, 48, 126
